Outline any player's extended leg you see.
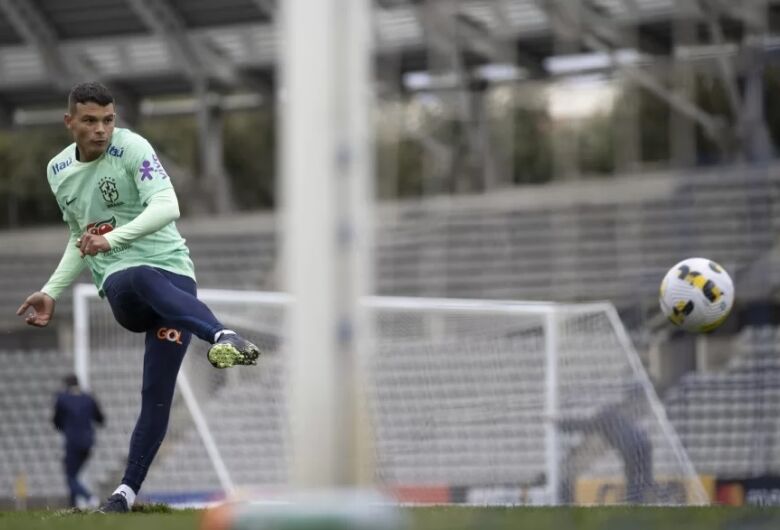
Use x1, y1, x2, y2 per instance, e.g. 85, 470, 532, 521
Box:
103, 266, 261, 368
104, 265, 221, 342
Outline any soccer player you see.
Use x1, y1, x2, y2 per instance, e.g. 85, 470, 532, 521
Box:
16, 82, 262, 513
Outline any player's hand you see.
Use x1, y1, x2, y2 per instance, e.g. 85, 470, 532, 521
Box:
76, 233, 111, 257
16, 291, 55, 327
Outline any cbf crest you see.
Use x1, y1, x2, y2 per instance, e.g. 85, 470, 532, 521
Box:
99, 177, 124, 208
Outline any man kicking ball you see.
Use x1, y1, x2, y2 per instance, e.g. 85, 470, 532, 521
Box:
17, 82, 261, 513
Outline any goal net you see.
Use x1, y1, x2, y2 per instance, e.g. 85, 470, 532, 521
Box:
73, 284, 708, 505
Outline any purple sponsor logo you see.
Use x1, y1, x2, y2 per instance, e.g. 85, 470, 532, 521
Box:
51, 158, 73, 175
139, 155, 169, 181
152, 154, 168, 179
139, 160, 154, 180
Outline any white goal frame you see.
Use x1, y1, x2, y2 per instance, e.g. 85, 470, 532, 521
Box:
73, 284, 706, 505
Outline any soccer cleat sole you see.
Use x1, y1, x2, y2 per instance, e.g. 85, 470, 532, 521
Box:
207, 343, 260, 369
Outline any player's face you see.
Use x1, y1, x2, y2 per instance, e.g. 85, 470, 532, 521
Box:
65, 102, 116, 162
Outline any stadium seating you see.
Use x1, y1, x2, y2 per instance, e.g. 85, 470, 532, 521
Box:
0, 350, 90, 501
139, 328, 681, 497
0, 323, 778, 502
1, 166, 779, 332
1, 166, 780, 502
376, 169, 779, 304
135, 325, 780, 496
665, 326, 780, 478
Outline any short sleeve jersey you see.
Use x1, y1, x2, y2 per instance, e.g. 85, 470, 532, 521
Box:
46, 127, 195, 291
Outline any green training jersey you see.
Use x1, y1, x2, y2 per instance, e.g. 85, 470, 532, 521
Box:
47, 127, 195, 293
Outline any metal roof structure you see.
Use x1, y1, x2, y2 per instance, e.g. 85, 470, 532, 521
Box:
0, 0, 777, 213
0, 0, 777, 122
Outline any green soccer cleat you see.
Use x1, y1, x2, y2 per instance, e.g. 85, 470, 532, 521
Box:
207, 333, 261, 369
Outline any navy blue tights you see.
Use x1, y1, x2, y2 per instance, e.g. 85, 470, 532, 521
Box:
102, 266, 224, 493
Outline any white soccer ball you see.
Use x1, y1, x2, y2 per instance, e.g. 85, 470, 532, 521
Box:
659, 257, 734, 332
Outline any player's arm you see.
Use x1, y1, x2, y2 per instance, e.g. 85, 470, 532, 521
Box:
17, 219, 86, 326
106, 187, 179, 247
52, 395, 65, 431
92, 396, 106, 427
77, 188, 179, 255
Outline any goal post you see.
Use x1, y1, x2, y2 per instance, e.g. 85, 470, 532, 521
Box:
73, 285, 709, 505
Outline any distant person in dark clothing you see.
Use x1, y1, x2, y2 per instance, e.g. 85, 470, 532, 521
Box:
53, 374, 105, 508
559, 404, 653, 504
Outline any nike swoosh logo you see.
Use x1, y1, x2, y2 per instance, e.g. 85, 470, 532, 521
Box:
66, 197, 77, 205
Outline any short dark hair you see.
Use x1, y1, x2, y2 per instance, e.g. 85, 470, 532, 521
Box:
68, 82, 114, 113
64, 373, 79, 388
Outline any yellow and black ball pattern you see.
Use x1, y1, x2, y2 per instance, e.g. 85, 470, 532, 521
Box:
659, 257, 734, 332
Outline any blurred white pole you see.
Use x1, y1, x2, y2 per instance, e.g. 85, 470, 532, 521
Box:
543, 310, 560, 504
73, 283, 92, 390
281, 0, 374, 487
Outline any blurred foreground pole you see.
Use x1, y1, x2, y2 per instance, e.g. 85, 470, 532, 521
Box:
281, 0, 375, 489
201, 492, 406, 530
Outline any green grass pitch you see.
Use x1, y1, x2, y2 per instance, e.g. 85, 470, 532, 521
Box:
1, 505, 780, 530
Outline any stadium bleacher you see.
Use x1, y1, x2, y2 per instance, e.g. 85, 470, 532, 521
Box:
5, 326, 776, 502
377, 167, 779, 304
0, 165, 779, 502
666, 326, 780, 479
0, 164, 777, 332
0, 350, 84, 501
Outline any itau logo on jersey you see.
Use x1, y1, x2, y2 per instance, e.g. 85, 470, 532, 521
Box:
51, 158, 73, 175
99, 177, 124, 208
86, 216, 116, 235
